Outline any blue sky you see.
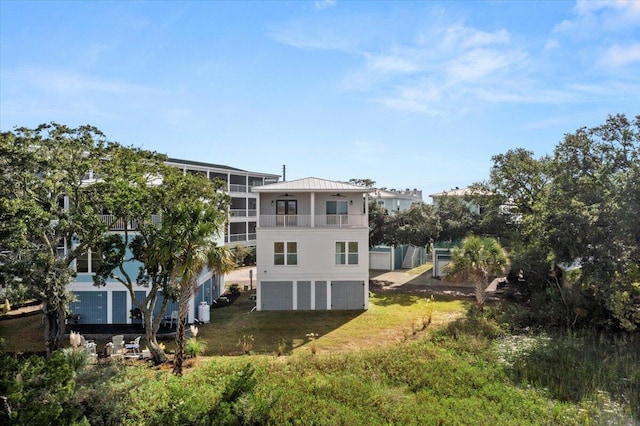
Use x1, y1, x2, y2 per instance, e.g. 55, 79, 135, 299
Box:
1, 1, 639, 198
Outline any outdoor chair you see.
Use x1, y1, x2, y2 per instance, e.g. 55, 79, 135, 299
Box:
163, 310, 178, 328
79, 334, 97, 356
125, 336, 141, 358
111, 335, 124, 357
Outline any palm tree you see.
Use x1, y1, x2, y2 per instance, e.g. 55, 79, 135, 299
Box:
166, 203, 235, 376
443, 236, 509, 311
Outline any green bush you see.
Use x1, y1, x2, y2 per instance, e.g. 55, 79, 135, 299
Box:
186, 337, 207, 358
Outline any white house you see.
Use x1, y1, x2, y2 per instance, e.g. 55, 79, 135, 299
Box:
252, 178, 370, 311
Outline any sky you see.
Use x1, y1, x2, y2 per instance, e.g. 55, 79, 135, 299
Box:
1, 1, 639, 198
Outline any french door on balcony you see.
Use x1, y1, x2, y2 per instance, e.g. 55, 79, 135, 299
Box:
276, 200, 297, 226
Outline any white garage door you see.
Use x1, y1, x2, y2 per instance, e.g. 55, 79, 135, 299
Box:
370, 252, 390, 270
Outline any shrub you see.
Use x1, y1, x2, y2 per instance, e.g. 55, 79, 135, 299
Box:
186, 337, 208, 358
62, 347, 91, 372
228, 283, 241, 295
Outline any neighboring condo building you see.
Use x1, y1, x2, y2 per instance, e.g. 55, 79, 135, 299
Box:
252, 178, 370, 311
166, 158, 280, 247
67, 158, 280, 324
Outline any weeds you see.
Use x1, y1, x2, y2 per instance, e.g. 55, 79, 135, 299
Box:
238, 334, 254, 355
276, 338, 287, 357
306, 332, 319, 355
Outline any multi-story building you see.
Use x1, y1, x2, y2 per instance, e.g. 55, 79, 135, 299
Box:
166, 158, 279, 246
67, 159, 279, 324
252, 177, 370, 311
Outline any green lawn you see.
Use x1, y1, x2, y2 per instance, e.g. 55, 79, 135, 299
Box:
0, 289, 466, 356
196, 290, 465, 356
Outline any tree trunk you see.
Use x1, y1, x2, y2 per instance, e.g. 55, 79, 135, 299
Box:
474, 280, 487, 313
43, 303, 66, 357
143, 312, 167, 364
172, 284, 191, 375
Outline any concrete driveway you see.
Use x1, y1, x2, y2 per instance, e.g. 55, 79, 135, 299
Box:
225, 266, 476, 298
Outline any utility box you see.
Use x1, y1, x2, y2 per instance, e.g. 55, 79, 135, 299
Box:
198, 301, 210, 324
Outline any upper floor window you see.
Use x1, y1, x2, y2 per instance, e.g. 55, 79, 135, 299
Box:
326, 200, 348, 215
76, 248, 101, 273
335, 241, 358, 265
274, 242, 297, 266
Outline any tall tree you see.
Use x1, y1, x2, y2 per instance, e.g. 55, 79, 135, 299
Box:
151, 171, 235, 375
394, 203, 440, 247
443, 236, 509, 311
92, 145, 177, 364
434, 195, 480, 242
0, 124, 109, 355
348, 178, 376, 188
541, 114, 640, 330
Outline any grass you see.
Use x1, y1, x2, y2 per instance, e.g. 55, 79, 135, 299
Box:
196, 290, 464, 356
406, 262, 433, 275
2, 295, 638, 424
0, 289, 464, 356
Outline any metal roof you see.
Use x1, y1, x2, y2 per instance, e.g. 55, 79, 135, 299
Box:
166, 158, 280, 177
252, 177, 367, 193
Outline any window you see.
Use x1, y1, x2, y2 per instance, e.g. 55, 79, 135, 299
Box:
76, 248, 101, 273
326, 200, 348, 215
335, 241, 358, 265
274, 242, 297, 266
326, 200, 349, 225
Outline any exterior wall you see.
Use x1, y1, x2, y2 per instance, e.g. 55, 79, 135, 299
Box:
166, 158, 279, 247
256, 218, 369, 311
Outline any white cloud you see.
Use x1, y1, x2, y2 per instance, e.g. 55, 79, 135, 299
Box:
446, 48, 520, 83
365, 53, 419, 73
314, 0, 336, 11
555, 0, 640, 35
598, 43, 640, 67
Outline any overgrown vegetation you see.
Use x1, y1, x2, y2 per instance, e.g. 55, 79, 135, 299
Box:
2, 308, 637, 424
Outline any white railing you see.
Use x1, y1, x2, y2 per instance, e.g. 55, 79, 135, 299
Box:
258, 214, 366, 228
230, 209, 247, 217
228, 233, 247, 242
99, 215, 160, 231
229, 184, 247, 193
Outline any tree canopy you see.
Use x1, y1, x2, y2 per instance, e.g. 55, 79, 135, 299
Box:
482, 114, 640, 330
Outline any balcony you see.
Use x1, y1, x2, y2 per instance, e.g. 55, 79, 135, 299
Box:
258, 214, 367, 228
99, 215, 160, 231
230, 208, 257, 218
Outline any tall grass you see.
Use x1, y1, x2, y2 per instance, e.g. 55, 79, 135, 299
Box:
498, 330, 640, 421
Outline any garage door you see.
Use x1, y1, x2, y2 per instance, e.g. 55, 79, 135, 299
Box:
70, 291, 107, 324
297, 281, 311, 310
331, 281, 365, 310
315, 281, 327, 310
260, 281, 293, 310
370, 251, 390, 270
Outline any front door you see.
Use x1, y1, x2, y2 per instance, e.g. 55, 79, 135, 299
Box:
276, 200, 297, 226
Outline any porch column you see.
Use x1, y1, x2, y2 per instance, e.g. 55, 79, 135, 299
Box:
311, 192, 315, 228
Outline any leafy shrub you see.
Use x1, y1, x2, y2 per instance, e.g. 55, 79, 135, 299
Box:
186, 337, 207, 357
228, 283, 241, 295
1, 352, 82, 424
62, 347, 91, 372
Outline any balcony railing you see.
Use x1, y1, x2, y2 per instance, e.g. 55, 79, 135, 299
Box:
229, 184, 247, 193
258, 214, 367, 228
230, 209, 257, 218
99, 215, 160, 231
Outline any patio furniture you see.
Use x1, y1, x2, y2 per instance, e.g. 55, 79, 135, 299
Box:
79, 334, 97, 356
111, 335, 124, 357
163, 310, 178, 328
125, 336, 141, 358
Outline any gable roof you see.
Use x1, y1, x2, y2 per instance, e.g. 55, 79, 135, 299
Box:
252, 177, 367, 193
